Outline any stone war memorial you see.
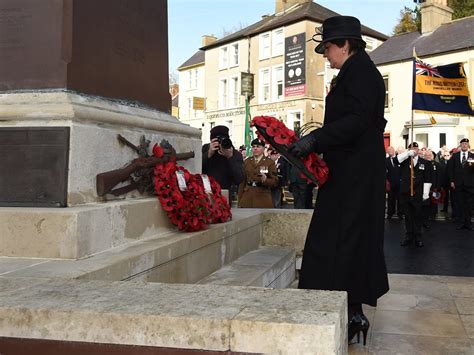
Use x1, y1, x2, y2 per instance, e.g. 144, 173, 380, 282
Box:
0, 0, 347, 354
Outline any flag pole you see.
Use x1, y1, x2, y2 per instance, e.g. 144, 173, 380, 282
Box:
410, 48, 416, 197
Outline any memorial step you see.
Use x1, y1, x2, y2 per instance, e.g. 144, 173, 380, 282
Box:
197, 246, 295, 289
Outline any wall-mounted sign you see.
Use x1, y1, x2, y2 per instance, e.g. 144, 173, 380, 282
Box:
193, 97, 206, 110
285, 33, 306, 97
241, 72, 254, 97
206, 109, 246, 120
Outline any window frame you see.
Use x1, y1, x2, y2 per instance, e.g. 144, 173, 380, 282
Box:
229, 42, 240, 67
259, 32, 271, 60
259, 67, 271, 104
219, 77, 228, 109
383, 74, 389, 112
272, 28, 284, 57
229, 75, 240, 107
272, 64, 284, 102
219, 46, 228, 70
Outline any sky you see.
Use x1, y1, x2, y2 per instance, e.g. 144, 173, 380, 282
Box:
168, 0, 416, 74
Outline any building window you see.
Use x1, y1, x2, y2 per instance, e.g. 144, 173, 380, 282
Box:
440, 133, 446, 147
259, 68, 270, 103
272, 65, 284, 101
219, 46, 228, 69
188, 69, 197, 90
287, 110, 303, 132
383, 75, 389, 110
188, 98, 193, 117
364, 37, 374, 52
230, 76, 239, 107
219, 78, 228, 108
259, 32, 271, 60
272, 28, 284, 57
230, 42, 239, 67
226, 120, 233, 138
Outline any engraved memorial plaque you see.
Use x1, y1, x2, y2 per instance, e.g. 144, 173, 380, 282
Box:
0, 128, 70, 207
0, 0, 170, 112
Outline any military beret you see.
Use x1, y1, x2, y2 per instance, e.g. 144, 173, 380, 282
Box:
460, 138, 469, 144
251, 138, 265, 147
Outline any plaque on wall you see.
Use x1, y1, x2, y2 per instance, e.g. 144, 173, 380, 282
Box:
0, 127, 70, 207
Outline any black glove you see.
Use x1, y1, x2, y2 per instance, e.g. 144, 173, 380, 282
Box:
287, 132, 317, 158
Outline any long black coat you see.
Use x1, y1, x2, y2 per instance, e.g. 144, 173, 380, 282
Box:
298, 51, 389, 306
448, 151, 474, 188
386, 156, 401, 189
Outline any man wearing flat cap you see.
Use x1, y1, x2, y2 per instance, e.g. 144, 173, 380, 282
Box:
202, 125, 244, 192
238, 138, 278, 208
395, 142, 432, 246
448, 138, 474, 230
286, 15, 389, 343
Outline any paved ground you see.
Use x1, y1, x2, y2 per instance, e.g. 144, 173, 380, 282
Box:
348, 216, 474, 354
349, 273, 474, 354
384, 216, 474, 277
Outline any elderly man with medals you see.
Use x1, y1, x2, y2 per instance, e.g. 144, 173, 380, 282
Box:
395, 142, 433, 247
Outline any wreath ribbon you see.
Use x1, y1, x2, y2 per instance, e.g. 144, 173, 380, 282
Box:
153, 144, 231, 232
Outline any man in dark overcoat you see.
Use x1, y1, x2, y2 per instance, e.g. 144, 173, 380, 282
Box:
288, 16, 389, 312
448, 138, 474, 230
395, 143, 432, 246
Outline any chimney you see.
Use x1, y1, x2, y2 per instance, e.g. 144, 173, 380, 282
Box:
420, 0, 453, 34
202, 35, 217, 47
275, 0, 311, 13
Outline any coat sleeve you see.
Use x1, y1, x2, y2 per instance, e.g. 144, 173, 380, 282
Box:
312, 67, 383, 152
447, 156, 455, 183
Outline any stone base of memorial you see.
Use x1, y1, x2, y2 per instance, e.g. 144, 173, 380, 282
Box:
0, 91, 201, 259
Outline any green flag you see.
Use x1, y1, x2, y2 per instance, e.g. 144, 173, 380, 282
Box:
244, 97, 254, 156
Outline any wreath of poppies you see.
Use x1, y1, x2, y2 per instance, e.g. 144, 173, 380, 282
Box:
251, 115, 329, 186
152, 144, 231, 232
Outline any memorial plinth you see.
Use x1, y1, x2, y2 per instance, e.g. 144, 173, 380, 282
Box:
0, 92, 201, 259
0, 1, 200, 259
0, 0, 170, 112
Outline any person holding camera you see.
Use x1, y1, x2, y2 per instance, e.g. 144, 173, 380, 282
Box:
202, 126, 244, 193
238, 138, 278, 208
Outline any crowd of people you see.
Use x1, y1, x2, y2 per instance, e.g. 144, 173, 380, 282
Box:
386, 138, 474, 247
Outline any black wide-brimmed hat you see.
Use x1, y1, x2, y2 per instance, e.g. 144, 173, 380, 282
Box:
310, 16, 365, 54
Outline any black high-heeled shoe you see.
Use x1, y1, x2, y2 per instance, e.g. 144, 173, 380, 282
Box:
348, 312, 370, 346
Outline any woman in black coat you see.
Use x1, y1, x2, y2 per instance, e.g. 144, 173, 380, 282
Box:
289, 16, 389, 345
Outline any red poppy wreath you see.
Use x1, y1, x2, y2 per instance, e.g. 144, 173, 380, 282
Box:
251, 115, 329, 186
152, 144, 231, 232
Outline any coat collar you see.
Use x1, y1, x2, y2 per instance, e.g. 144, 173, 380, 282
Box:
326, 51, 368, 97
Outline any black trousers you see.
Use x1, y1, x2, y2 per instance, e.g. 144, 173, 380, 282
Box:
401, 196, 423, 241
454, 185, 474, 227
387, 186, 401, 216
